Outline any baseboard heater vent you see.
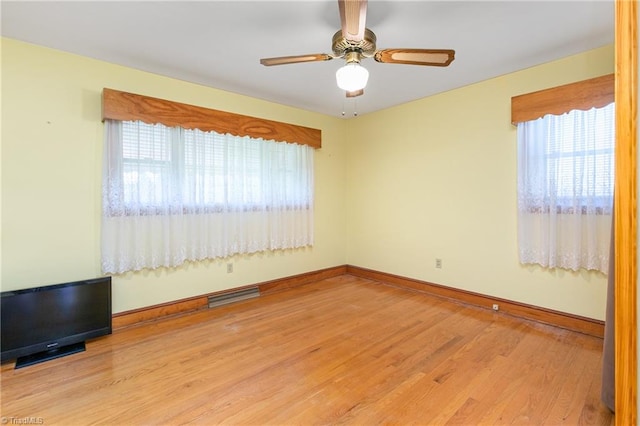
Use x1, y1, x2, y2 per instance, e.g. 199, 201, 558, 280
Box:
208, 287, 260, 309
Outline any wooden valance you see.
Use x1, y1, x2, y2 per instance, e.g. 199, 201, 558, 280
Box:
102, 88, 321, 148
511, 73, 614, 125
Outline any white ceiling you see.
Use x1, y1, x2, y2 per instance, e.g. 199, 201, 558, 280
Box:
1, 1, 614, 118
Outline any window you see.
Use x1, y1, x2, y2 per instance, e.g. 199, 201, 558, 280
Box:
100, 89, 320, 275
102, 119, 314, 274
516, 103, 614, 273
105, 121, 312, 215
517, 103, 615, 214
511, 75, 614, 274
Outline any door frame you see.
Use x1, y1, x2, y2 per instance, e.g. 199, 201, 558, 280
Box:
614, 0, 637, 424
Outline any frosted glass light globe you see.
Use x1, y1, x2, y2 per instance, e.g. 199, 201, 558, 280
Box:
336, 63, 369, 92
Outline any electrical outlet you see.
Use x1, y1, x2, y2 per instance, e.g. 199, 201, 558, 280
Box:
435, 258, 442, 269
492, 304, 499, 311
226, 263, 233, 273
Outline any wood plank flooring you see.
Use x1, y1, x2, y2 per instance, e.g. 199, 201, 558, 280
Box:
1, 275, 614, 425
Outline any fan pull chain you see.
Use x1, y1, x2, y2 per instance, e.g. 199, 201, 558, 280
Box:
340, 98, 358, 117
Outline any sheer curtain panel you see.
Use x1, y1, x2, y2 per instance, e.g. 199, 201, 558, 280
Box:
102, 120, 314, 274
517, 103, 614, 273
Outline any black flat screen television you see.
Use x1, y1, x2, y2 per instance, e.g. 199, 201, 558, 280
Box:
1, 276, 112, 369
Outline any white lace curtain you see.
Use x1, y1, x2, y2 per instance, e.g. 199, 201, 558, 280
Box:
517, 103, 614, 273
102, 120, 314, 274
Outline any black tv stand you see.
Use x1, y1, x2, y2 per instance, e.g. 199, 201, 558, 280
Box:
14, 342, 86, 369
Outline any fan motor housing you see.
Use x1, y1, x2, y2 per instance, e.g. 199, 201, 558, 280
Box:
332, 28, 377, 58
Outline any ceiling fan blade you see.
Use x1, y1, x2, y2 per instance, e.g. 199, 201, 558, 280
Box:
346, 89, 364, 98
374, 49, 455, 67
260, 54, 333, 66
339, 0, 367, 42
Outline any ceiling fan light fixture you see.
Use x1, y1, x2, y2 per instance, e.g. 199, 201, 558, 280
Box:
336, 62, 369, 92
259, 0, 456, 102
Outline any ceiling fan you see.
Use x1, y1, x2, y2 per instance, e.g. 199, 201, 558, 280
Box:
259, 0, 455, 98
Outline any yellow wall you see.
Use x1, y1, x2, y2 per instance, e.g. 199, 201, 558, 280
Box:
345, 44, 614, 320
2, 38, 613, 319
1, 38, 347, 313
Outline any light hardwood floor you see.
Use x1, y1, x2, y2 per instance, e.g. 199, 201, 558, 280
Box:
1, 275, 614, 425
